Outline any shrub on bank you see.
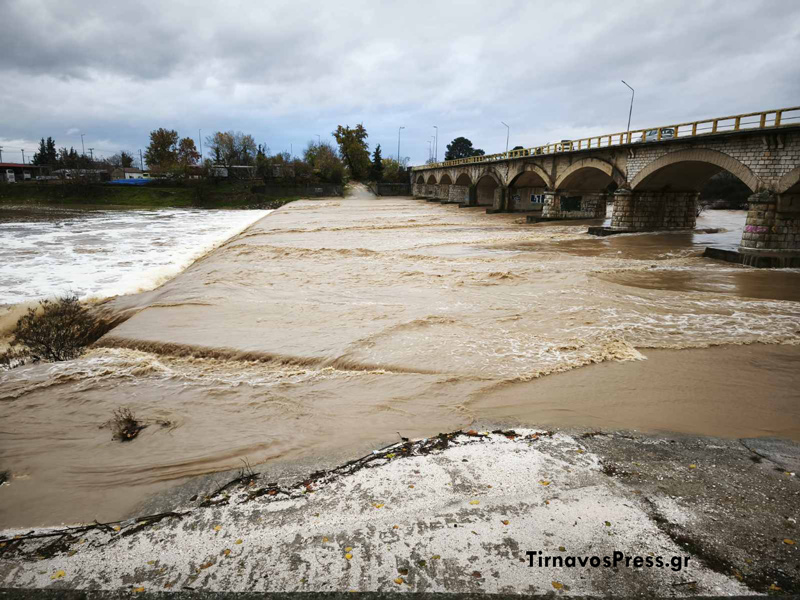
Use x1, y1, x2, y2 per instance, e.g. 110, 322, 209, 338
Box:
0, 295, 113, 367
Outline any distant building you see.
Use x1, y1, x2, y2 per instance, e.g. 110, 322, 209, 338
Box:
111, 167, 148, 180
0, 163, 48, 182
51, 169, 110, 182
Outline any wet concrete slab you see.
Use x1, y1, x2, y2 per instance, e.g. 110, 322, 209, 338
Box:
2, 429, 798, 596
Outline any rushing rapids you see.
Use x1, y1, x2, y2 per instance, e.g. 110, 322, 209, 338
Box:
1, 186, 799, 528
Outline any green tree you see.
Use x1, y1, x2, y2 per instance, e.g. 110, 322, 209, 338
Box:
381, 157, 409, 183
333, 124, 370, 180
120, 151, 135, 168
369, 144, 383, 182
303, 141, 345, 184
33, 137, 58, 165
144, 128, 179, 169
444, 137, 485, 160
205, 131, 257, 166
177, 138, 200, 166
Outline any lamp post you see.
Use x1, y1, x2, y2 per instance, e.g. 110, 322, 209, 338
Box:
80, 133, 86, 157
621, 80, 635, 134
501, 121, 510, 154
397, 126, 404, 163
427, 140, 432, 162
433, 125, 438, 162
21, 149, 25, 164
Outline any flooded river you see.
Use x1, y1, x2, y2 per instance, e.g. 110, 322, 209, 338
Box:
1, 190, 799, 528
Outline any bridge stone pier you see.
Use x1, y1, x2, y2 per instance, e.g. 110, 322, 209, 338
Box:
411, 107, 800, 259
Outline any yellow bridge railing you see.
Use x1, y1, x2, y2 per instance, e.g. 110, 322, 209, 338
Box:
412, 106, 800, 171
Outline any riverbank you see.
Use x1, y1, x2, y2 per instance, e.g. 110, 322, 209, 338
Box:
2, 428, 798, 595
0, 181, 306, 209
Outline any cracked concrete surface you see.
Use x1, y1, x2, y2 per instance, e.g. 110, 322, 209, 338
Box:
1, 429, 799, 596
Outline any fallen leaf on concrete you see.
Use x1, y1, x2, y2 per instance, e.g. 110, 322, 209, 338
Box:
418, 560, 427, 567
604, 521, 612, 527
213, 525, 222, 531
235, 539, 243, 545
769, 584, 782, 591
199, 562, 214, 570
345, 546, 353, 551
408, 484, 415, 488
466, 430, 478, 435
146, 561, 155, 565
394, 578, 404, 585
373, 503, 384, 509
552, 581, 564, 590
689, 464, 697, 469
472, 571, 482, 578
784, 539, 795, 545
345, 553, 353, 560
432, 555, 441, 560
393, 525, 399, 529
502, 520, 510, 525
223, 549, 231, 556
112, 526, 121, 532
398, 568, 409, 575
559, 546, 566, 552
539, 480, 550, 486
385, 453, 395, 459
468, 500, 480, 505
51, 570, 66, 580
132, 587, 145, 594
322, 537, 329, 542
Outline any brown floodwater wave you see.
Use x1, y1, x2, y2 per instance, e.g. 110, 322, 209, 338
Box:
1, 188, 799, 528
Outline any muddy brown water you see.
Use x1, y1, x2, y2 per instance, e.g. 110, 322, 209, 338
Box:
1, 188, 799, 528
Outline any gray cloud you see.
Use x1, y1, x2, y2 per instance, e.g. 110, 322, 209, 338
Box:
1, 0, 799, 164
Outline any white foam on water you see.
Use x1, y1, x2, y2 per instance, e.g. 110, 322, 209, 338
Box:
0, 209, 270, 305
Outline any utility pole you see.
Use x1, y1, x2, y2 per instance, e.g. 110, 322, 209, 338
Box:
433, 125, 438, 162
139, 149, 144, 171
501, 121, 510, 154
81, 133, 86, 156
0, 146, 4, 162
199, 129, 203, 161
21, 149, 25, 164
88, 148, 94, 162
397, 126, 404, 163
427, 140, 432, 161
622, 80, 635, 135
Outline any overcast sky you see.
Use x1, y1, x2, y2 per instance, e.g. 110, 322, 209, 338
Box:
1, 0, 799, 166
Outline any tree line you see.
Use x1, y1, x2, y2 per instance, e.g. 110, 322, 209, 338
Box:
28, 126, 491, 183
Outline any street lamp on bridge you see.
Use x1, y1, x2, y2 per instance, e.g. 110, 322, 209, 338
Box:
397, 126, 404, 163
622, 80, 635, 134
433, 125, 438, 162
501, 121, 510, 153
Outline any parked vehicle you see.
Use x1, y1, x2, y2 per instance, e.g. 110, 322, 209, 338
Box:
3, 169, 15, 183
639, 127, 675, 143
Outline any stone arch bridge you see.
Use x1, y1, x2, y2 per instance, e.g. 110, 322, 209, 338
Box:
411, 106, 800, 255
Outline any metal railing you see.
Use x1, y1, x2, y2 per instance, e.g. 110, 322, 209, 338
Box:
412, 106, 800, 171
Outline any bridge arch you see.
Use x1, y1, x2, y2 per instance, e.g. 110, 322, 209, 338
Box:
630, 148, 760, 192
510, 164, 553, 190
508, 166, 551, 211
475, 170, 502, 206
426, 174, 437, 185
454, 172, 472, 186
415, 174, 425, 184
554, 158, 624, 191
776, 165, 800, 194
439, 173, 453, 185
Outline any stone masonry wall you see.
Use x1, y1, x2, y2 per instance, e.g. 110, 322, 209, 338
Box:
611, 191, 698, 230
741, 192, 800, 251
448, 185, 469, 204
